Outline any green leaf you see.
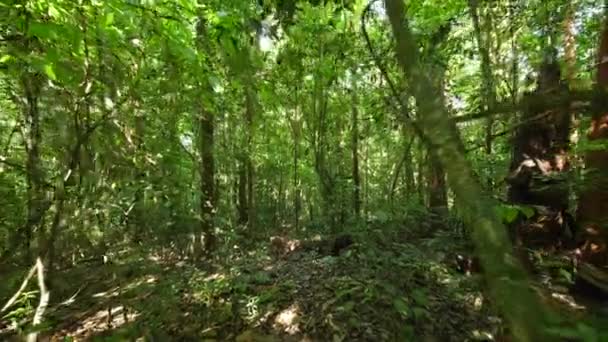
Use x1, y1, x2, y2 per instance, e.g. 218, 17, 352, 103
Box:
392, 298, 409, 318
105, 12, 115, 26
494, 204, 520, 224
43, 64, 57, 80
559, 268, 573, 283
411, 288, 428, 306
0, 55, 11, 63
519, 206, 536, 219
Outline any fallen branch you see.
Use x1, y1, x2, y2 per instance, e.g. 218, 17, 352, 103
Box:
26, 258, 49, 342
0, 262, 37, 314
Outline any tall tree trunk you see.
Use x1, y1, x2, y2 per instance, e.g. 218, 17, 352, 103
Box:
416, 141, 425, 201
403, 136, 415, 197
509, 0, 519, 104
351, 72, 361, 219
9, 11, 47, 263
427, 153, 447, 215
21, 72, 44, 264
384, 1, 549, 340
132, 112, 145, 241
468, 0, 497, 155
563, 0, 577, 88
576, 15, 608, 266
198, 108, 215, 256
427, 58, 448, 216
195, 17, 216, 258
237, 160, 248, 225
291, 85, 301, 230
245, 88, 255, 229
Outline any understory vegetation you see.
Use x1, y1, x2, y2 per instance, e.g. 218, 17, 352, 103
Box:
2, 0, 608, 341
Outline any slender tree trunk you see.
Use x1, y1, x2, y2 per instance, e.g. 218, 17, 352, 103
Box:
195, 17, 216, 258
427, 153, 447, 215
21, 72, 44, 264
132, 112, 145, 241
403, 136, 415, 197
417, 141, 425, 201
563, 0, 577, 88
468, 0, 497, 155
384, 2, 549, 340
245, 88, 255, 229
509, 0, 519, 104
237, 161, 248, 225
427, 60, 448, 215
198, 108, 215, 256
292, 85, 301, 230
351, 72, 361, 219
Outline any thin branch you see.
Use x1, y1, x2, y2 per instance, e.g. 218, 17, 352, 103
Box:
465, 110, 555, 152
452, 88, 597, 124
361, 1, 407, 120
361, 0, 427, 141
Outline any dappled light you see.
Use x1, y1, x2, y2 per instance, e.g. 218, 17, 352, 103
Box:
2, 0, 608, 340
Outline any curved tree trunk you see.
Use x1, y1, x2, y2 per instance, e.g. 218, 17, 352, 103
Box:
384, 1, 549, 340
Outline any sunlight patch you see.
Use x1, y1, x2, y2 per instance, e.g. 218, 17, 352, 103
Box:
205, 273, 225, 281
92, 287, 120, 298
62, 306, 139, 339
273, 304, 302, 335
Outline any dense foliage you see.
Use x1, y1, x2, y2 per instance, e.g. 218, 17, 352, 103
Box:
1, 0, 608, 340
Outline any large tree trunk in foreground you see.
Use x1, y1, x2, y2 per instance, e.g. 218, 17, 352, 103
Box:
384, 1, 548, 340
576, 17, 608, 266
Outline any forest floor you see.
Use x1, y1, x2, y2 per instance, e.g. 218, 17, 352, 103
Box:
2, 222, 607, 341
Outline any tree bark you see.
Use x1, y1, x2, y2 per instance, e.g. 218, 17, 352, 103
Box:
237, 160, 248, 225
245, 87, 256, 229
21, 72, 44, 263
563, 0, 577, 88
195, 17, 216, 258
198, 108, 215, 256
291, 84, 302, 230
384, 1, 549, 340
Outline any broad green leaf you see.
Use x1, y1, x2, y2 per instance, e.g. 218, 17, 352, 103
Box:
519, 206, 536, 219
0, 55, 12, 63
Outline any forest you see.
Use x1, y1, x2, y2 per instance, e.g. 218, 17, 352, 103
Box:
1, 0, 608, 340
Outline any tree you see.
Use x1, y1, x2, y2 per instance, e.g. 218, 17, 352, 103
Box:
383, 0, 549, 339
